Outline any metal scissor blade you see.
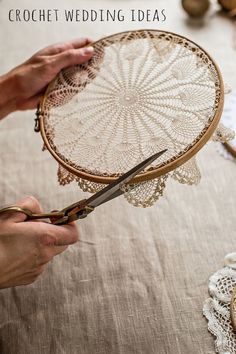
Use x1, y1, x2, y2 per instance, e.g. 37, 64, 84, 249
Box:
85, 149, 167, 209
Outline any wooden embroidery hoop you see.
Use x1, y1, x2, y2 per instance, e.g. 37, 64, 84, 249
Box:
224, 141, 236, 158
36, 29, 224, 186
230, 286, 236, 332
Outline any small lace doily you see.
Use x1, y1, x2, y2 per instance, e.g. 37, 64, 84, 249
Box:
203, 253, 236, 354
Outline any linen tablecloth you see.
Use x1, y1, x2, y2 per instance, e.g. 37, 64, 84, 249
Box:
0, 0, 236, 353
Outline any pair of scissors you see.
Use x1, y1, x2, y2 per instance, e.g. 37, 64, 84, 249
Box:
0, 150, 167, 225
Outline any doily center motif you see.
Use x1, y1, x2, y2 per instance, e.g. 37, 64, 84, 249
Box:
117, 89, 140, 108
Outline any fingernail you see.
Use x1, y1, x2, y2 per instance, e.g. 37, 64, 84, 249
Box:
83, 46, 94, 55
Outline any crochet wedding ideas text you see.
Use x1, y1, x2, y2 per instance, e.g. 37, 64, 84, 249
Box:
8, 9, 167, 23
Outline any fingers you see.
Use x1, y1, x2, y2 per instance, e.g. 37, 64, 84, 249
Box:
52, 223, 79, 246
50, 46, 94, 72
49, 209, 61, 224
18, 264, 47, 286
53, 245, 68, 256
17, 195, 43, 212
35, 38, 93, 56
39, 221, 79, 247
11, 38, 94, 114
12, 196, 43, 223
42, 245, 68, 262
36, 224, 78, 265
35, 244, 68, 267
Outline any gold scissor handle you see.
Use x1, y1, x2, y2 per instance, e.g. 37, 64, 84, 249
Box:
0, 202, 92, 225
0, 206, 65, 221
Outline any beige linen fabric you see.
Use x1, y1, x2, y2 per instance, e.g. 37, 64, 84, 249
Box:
0, 0, 236, 353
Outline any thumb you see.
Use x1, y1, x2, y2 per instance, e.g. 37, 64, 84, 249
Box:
51, 46, 94, 72
9, 196, 43, 223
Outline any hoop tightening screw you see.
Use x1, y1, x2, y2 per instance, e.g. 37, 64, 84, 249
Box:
34, 105, 42, 132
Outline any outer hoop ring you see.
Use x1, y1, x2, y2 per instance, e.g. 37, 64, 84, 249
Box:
230, 286, 236, 332
39, 29, 224, 185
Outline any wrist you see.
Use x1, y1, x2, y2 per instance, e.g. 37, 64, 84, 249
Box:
0, 72, 18, 120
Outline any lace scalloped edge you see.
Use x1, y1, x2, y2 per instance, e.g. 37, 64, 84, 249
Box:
203, 299, 231, 354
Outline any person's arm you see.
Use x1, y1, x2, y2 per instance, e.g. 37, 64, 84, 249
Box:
0, 38, 94, 288
0, 37, 94, 119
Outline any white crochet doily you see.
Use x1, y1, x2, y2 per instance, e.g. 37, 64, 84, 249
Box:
203, 253, 236, 354
40, 30, 234, 207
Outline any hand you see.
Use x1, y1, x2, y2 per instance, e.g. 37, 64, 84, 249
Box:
0, 38, 94, 119
0, 196, 79, 289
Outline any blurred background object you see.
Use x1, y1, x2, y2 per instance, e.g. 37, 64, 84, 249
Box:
181, 0, 236, 53
182, 0, 236, 17
218, 0, 236, 11
181, 0, 210, 17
